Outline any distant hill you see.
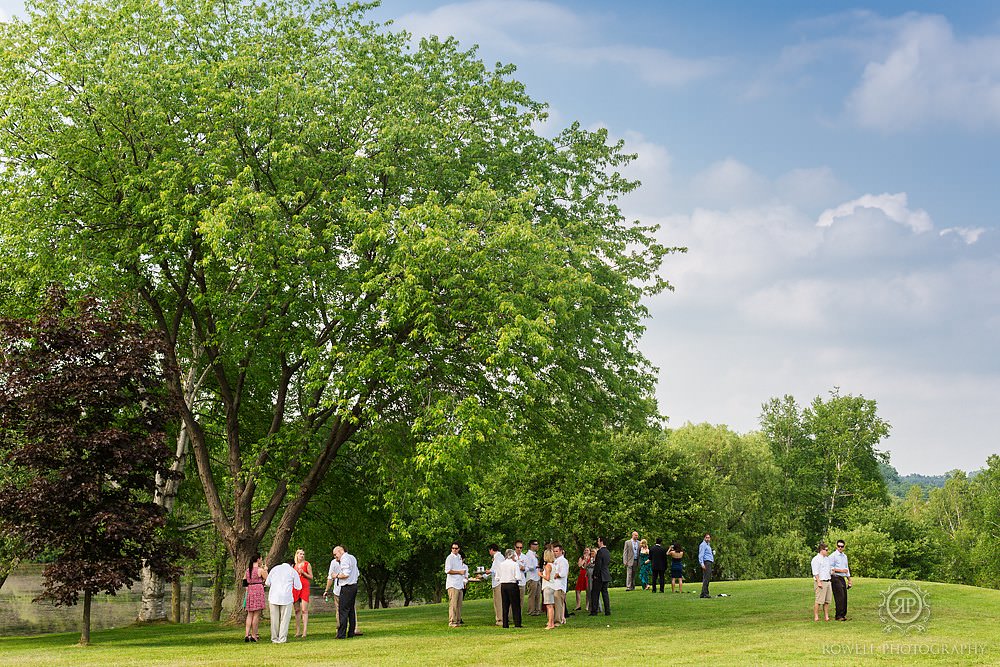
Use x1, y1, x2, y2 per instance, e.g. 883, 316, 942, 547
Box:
880, 462, 949, 497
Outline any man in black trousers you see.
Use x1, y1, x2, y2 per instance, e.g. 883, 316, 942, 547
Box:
589, 536, 611, 616
649, 538, 668, 593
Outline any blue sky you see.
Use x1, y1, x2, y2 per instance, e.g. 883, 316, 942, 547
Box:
3, 1, 998, 473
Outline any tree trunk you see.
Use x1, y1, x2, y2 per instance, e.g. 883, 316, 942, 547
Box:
172, 578, 181, 623
139, 566, 166, 622
80, 590, 92, 646
227, 541, 257, 622
139, 367, 197, 621
211, 546, 228, 622
183, 565, 194, 623
0, 557, 19, 593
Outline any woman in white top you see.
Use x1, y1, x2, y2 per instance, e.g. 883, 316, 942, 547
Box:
540, 549, 556, 630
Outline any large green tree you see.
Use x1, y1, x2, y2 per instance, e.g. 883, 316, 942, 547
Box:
0, 0, 676, 613
761, 389, 891, 540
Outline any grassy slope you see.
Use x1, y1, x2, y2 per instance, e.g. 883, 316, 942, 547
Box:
0, 578, 996, 665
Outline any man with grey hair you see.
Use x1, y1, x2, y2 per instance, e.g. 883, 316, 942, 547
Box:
264, 555, 302, 643
331, 545, 362, 638
496, 548, 523, 628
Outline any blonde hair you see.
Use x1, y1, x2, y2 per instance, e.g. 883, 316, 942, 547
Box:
543, 549, 554, 564
640, 539, 648, 548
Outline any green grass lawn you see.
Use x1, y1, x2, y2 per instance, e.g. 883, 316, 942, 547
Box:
0, 578, 996, 665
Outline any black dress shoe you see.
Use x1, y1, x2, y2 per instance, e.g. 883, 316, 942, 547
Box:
589, 612, 598, 616
244, 636, 250, 643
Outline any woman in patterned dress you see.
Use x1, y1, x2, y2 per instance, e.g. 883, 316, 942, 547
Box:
244, 553, 268, 642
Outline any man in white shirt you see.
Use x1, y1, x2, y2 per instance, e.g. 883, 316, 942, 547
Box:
265, 557, 302, 643
513, 540, 526, 596
332, 546, 362, 638
323, 548, 342, 626
486, 544, 504, 626
497, 549, 523, 628
522, 539, 541, 616
811, 543, 832, 622
552, 543, 569, 625
829, 539, 852, 621
444, 542, 466, 627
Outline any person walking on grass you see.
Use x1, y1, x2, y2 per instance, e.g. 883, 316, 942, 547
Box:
811, 543, 832, 622
698, 533, 714, 598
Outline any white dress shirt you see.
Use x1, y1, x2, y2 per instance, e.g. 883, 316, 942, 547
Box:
328, 558, 342, 595
515, 552, 526, 585
490, 552, 505, 588
338, 552, 359, 585
811, 553, 832, 581
445, 553, 466, 590
553, 555, 570, 592
522, 549, 540, 582
265, 562, 302, 605
496, 558, 520, 584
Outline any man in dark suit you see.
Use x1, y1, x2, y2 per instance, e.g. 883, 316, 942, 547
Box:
649, 538, 668, 593
589, 536, 612, 616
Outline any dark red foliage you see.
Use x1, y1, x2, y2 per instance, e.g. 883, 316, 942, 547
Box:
0, 286, 184, 606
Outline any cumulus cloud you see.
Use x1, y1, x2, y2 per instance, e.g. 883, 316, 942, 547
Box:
817, 192, 932, 233
846, 14, 1000, 131
395, 0, 720, 87
635, 148, 999, 470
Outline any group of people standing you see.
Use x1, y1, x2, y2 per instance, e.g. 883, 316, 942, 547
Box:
811, 539, 852, 622
444, 537, 618, 630
444, 531, 723, 630
240, 546, 362, 643
621, 531, 690, 594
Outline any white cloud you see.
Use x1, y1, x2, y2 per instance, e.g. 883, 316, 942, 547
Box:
636, 151, 999, 471
396, 0, 719, 87
689, 158, 770, 209
846, 14, 1000, 131
940, 226, 986, 245
817, 192, 932, 233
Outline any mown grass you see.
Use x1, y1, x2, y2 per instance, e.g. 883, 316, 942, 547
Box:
0, 578, 996, 665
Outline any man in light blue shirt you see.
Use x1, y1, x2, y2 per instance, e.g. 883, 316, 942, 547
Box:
698, 533, 714, 598
829, 539, 852, 621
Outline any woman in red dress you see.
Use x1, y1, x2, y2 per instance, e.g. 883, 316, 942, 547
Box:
244, 553, 267, 642
574, 547, 591, 611
293, 548, 313, 638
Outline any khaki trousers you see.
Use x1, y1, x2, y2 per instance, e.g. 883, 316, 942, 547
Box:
525, 579, 541, 615
447, 587, 463, 626
554, 590, 566, 624
493, 585, 502, 623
